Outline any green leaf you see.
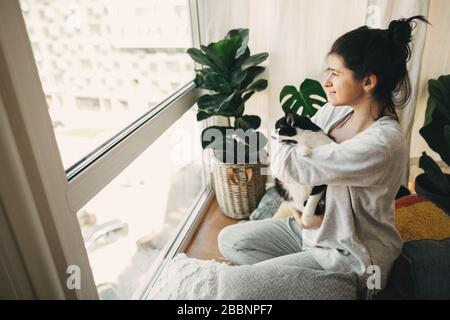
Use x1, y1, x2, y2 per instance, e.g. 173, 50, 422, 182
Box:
444, 125, 450, 150
235, 115, 261, 130
423, 96, 437, 127
247, 79, 268, 92
420, 74, 450, 167
280, 85, 298, 111
194, 68, 243, 94
187, 48, 221, 71
281, 96, 296, 114
242, 52, 269, 69
428, 75, 450, 121
233, 47, 251, 70
198, 93, 228, 109
225, 29, 249, 59
419, 152, 450, 195
202, 71, 234, 94
279, 79, 328, 117
240, 66, 264, 89
235, 91, 257, 117
197, 91, 238, 116
209, 37, 242, 70
193, 71, 205, 88
200, 45, 227, 72
217, 90, 239, 114
420, 109, 450, 166
196, 110, 211, 121
230, 69, 248, 87
242, 90, 255, 103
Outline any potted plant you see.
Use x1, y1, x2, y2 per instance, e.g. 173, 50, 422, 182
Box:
187, 28, 269, 219
415, 74, 450, 214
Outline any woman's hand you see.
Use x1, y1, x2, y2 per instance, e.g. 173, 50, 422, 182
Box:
292, 209, 324, 229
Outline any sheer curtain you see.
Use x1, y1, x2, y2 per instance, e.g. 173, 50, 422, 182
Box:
197, 0, 437, 182
410, 0, 450, 162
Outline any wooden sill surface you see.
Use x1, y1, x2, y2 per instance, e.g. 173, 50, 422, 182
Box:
184, 196, 238, 261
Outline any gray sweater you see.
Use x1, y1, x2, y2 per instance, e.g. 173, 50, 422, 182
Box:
270, 103, 406, 291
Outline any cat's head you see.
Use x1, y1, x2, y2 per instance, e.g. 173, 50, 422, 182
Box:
274, 111, 321, 139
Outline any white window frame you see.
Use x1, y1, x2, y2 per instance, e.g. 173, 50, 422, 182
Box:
0, 0, 213, 299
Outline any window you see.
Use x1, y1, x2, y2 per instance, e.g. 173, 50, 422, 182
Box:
80, 58, 92, 70
76, 97, 101, 111
21, 0, 195, 171
89, 23, 101, 35
118, 100, 128, 110
53, 73, 64, 86
77, 107, 205, 299
2, 0, 205, 300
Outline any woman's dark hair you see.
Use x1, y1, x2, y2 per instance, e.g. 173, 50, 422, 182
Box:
328, 15, 430, 120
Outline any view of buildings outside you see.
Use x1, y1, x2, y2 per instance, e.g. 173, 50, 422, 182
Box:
20, 0, 195, 169
20, 0, 206, 299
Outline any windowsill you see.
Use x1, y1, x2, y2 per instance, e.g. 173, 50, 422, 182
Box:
184, 195, 238, 261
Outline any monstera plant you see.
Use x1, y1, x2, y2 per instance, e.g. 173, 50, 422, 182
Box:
187, 29, 268, 164
416, 74, 450, 213
279, 78, 328, 116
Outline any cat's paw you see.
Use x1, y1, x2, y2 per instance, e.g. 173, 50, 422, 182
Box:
297, 145, 311, 157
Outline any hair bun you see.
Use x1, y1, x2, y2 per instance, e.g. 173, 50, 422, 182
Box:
388, 15, 430, 60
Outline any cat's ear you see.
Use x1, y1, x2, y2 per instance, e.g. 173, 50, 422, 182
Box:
286, 113, 295, 127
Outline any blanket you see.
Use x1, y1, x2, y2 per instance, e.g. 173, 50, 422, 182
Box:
148, 253, 358, 300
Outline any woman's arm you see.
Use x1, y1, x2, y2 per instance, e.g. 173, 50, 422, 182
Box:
271, 133, 391, 187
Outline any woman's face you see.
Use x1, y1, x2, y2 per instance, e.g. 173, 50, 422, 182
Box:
323, 53, 365, 107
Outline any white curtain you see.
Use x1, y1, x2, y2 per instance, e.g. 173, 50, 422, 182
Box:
198, 0, 439, 183
410, 0, 450, 161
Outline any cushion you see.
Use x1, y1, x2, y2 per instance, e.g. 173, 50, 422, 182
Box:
395, 195, 450, 242
387, 195, 450, 299
249, 186, 283, 220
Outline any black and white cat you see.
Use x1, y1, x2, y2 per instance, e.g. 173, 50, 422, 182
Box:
272, 111, 333, 228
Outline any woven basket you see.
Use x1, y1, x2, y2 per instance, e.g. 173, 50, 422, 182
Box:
212, 158, 267, 219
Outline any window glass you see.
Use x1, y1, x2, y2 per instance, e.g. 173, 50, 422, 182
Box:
20, 0, 194, 170
77, 107, 205, 299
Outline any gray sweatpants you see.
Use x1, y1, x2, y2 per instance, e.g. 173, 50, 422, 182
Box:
218, 216, 323, 270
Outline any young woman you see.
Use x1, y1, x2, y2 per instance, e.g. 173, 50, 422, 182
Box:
218, 15, 430, 298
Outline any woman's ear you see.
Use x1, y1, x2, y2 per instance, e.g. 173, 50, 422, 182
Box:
363, 74, 378, 93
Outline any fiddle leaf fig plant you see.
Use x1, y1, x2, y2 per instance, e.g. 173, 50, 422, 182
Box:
187, 28, 269, 164
419, 74, 450, 195
279, 78, 328, 117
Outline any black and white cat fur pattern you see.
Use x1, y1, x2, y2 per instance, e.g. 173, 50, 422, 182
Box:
272, 111, 334, 227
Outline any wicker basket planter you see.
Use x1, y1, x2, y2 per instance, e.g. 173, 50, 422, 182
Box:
212, 157, 267, 220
